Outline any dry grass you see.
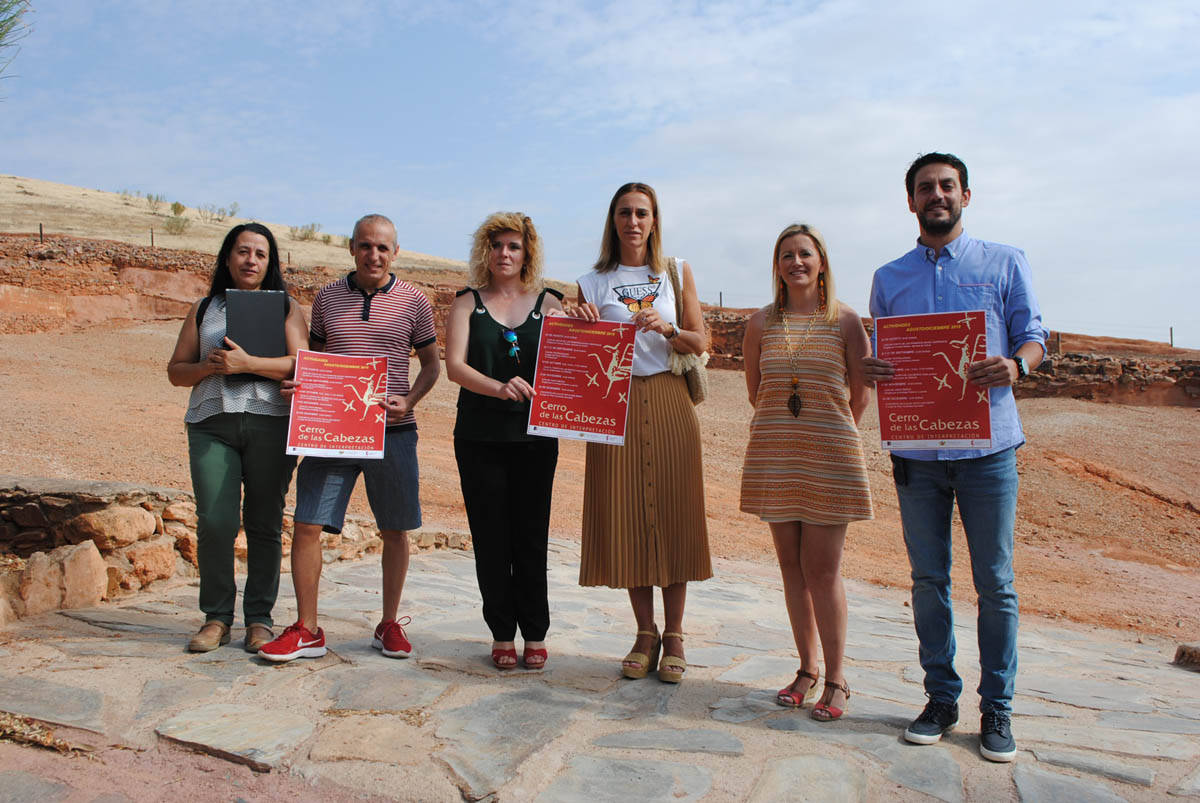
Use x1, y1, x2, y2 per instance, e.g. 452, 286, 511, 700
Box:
0, 174, 466, 273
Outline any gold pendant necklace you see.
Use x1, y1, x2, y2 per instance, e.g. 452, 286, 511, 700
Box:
781, 306, 822, 417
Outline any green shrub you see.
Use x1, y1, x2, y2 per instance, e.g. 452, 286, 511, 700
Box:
321, 233, 332, 245
170, 201, 185, 217
198, 202, 241, 223
145, 193, 164, 213
118, 188, 134, 204
163, 215, 190, 235
289, 223, 322, 241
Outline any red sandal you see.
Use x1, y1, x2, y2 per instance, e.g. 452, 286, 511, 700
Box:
491, 646, 518, 670
523, 645, 548, 669
812, 679, 850, 721
776, 668, 820, 708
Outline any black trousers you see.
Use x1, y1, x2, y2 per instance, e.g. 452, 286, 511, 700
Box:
454, 438, 558, 641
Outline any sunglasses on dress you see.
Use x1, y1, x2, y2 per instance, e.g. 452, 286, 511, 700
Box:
502, 329, 520, 363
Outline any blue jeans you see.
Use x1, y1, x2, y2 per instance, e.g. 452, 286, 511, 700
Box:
892, 447, 1019, 713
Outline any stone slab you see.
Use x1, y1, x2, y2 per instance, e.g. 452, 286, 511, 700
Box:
748, 756, 868, 803
1020, 720, 1200, 760
592, 728, 743, 756
765, 727, 962, 803
1172, 765, 1200, 797
52, 637, 181, 659
566, 630, 641, 660
848, 666, 925, 705
540, 654, 622, 694
685, 646, 743, 668
0, 673, 105, 732
536, 756, 711, 803
435, 686, 587, 799
1013, 763, 1128, 803
711, 623, 794, 652
1031, 747, 1154, 787
0, 770, 71, 803
136, 678, 224, 720
308, 714, 433, 764
717, 655, 803, 686
59, 608, 184, 635
710, 690, 781, 724
326, 665, 449, 713
155, 703, 314, 772
1096, 711, 1200, 735
1019, 675, 1154, 713
598, 680, 677, 720
844, 641, 916, 663
183, 649, 280, 682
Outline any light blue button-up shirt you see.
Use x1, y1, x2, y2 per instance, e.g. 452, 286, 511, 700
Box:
869, 231, 1047, 461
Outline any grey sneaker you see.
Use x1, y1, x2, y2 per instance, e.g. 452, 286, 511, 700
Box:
979, 710, 1016, 762
904, 698, 959, 744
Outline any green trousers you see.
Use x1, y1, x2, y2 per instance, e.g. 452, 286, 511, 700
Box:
187, 413, 296, 627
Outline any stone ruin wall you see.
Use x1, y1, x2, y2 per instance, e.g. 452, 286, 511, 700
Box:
0, 476, 469, 629
701, 311, 1200, 407
5, 234, 1195, 407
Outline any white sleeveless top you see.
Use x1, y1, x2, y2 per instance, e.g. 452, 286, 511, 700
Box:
184, 296, 290, 423
576, 259, 681, 376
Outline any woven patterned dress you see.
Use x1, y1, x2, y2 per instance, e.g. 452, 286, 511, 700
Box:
739, 311, 873, 524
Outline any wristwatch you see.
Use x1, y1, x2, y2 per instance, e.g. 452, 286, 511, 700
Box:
665, 325, 680, 340
1014, 356, 1028, 380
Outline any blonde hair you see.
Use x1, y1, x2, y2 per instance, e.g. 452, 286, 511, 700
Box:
467, 212, 544, 291
769, 223, 839, 325
591, 182, 668, 275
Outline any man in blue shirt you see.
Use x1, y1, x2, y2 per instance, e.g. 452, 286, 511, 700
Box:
864, 152, 1047, 763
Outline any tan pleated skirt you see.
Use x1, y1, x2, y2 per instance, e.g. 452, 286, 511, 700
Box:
579, 371, 712, 589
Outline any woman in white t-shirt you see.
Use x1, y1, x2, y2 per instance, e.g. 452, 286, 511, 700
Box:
575, 182, 712, 683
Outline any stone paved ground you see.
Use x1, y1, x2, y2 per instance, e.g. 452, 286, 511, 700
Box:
1, 541, 1198, 802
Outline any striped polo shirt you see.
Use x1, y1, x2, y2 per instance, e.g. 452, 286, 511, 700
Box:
309, 272, 438, 428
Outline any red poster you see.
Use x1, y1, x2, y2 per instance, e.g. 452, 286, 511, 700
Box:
527, 317, 636, 444
286, 349, 388, 458
875, 311, 992, 450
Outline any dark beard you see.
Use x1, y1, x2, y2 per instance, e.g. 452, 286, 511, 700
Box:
920, 205, 961, 236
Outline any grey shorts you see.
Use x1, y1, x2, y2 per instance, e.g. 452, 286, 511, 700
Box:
294, 428, 421, 534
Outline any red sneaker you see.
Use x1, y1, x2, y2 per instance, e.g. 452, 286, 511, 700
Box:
258, 621, 326, 662
373, 616, 412, 658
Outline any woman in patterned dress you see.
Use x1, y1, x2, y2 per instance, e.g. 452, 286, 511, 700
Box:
168, 223, 307, 654
739, 223, 873, 720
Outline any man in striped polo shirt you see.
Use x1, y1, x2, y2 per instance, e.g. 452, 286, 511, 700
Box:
260, 214, 441, 662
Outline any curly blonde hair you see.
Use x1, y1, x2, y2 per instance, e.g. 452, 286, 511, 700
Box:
467, 212, 544, 291
768, 223, 839, 325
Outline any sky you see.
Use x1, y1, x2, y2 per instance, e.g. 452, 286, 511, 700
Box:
3, 1, 1198, 347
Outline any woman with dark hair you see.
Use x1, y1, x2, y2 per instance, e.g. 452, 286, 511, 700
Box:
445, 212, 564, 669
575, 183, 712, 683
740, 223, 873, 721
168, 223, 308, 653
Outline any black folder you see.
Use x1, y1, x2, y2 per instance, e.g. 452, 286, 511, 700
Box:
225, 289, 287, 380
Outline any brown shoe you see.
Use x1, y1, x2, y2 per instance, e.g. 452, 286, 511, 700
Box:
244, 623, 274, 653
188, 620, 231, 652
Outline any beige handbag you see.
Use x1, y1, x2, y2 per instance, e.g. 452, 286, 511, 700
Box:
664, 257, 709, 405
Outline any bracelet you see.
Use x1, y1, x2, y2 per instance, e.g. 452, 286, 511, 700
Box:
665, 325, 680, 341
